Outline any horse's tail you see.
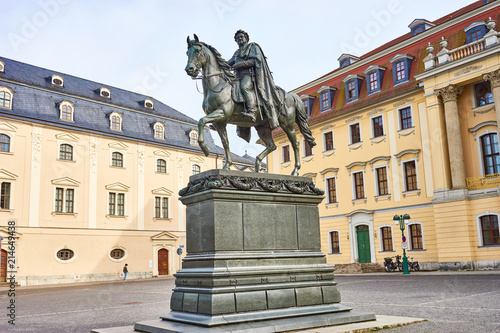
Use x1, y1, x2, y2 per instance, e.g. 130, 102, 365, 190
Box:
292, 93, 316, 147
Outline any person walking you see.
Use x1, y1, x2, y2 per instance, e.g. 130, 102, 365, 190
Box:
123, 263, 128, 280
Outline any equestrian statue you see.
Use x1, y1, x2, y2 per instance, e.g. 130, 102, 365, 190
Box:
185, 31, 315, 176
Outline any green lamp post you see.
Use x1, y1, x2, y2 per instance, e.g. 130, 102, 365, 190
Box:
393, 213, 410, 275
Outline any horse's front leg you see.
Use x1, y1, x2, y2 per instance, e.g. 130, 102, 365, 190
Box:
212, 123, 232, 169
197, 109, 226, 157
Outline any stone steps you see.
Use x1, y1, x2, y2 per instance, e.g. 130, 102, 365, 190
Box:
334, 263, 385, 274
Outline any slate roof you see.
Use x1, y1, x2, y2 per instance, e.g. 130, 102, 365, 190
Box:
0, 57, 255, 165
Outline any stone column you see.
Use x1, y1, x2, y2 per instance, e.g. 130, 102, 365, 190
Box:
483, 69, 500, 130
435, 84, 466, 189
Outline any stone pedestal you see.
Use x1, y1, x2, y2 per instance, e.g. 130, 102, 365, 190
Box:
134, 170, 375, 332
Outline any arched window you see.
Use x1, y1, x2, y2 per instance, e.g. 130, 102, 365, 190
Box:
59, 144, 73, 160
61, 104, 73, 121
0, 91, 12, 109
155, 124, 164, 139
157, 159, 166, 173
190, 131, 198, 146
328, 230, 340, 254
112, 152, 123, 167
111, 115, 121, 130
481, 133, 500, 175
192, 164, 200, 175
0, 134, 10, 152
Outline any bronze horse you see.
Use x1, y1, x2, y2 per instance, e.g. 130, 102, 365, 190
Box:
185, 35, 315, 176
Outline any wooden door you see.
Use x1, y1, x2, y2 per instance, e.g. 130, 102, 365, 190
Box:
356, 225, 371, 263
158, 249, 169, 275
1, 249, 7, 282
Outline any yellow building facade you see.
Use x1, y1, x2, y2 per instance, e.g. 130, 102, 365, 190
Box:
269, 1, 500, 271
0, 57, 253, 285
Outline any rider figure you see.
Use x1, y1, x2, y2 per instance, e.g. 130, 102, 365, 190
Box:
228, 30, 283, 128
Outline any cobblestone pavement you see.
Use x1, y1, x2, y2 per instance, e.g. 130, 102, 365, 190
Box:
0, 272, 499, 332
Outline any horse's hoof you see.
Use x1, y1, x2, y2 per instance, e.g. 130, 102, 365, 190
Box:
200, 143, 210, 156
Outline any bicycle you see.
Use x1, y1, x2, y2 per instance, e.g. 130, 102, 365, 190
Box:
408, 257, 420, 271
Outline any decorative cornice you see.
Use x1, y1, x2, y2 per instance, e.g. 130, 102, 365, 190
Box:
319, 168, 339, 177
368, 156, 391, 170
346, 161, 366, 172
435, 84, 464, 103
394, 149, 420, 165
179, 175, 324, 197
341, 74, 364, 83
362, 65, 386, 75
389, 53, 414, 64
469, 121, 498, 140
317, 85, 337, 93
463, 21, 486, 32
483, 69, 500, 89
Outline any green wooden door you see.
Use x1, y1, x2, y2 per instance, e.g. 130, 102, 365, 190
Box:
356, 225, 371, 263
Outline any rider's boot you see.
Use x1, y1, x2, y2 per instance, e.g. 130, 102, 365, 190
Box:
242, 107, 257, 122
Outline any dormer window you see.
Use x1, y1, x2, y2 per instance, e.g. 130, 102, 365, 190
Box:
154, 122, 164, 140
338, 54, 360, 69
389, 54, 414, 85
464, 22, 488, 43
341, 74, 364, 103
0, 86, 13, 109
408, 19, 435, 37
362, 65, 386, 94
0, 60, 4, 73
144, 99, 154, 109
59, 101, 74, 121
109, 111, 122, 131
189, 130, 198, 146
317, 86, 336, 112
300, 94, 316, 117
100, 87, 111, 98
51, 74, 64, 86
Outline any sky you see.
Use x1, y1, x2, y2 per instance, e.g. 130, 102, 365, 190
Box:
0, 0, 476, 158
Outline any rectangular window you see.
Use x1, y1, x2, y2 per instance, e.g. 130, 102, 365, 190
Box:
327, 178, 337, 204
330, 231, 340, 254
65, 189, 74, 213
481, 215, 499, 246
324, 131, 334, 151
0, 182, 11, 209
354, 172, 365, 199
303, 100, 309, 116
347, 80, 356, 100
282, 145, 290, 163
376, 167, 389, 196
475, 81, 493, 107
404, 160, 418, 191
117, 193, 125, 216
410, 224, 423, 249
155, 197, 161, 218
304, 141, 313, 157
369, 72, 378, 91
481, 133, 500, 175
55, 188, 64, 212
381, 227, 393, 251
400, 107, 413, 130
350, 123, 361, 144
320, 91, 329, 111
396, 61, 405, 81
471, 29, 483, 42
109, 193, 116, 215
372, 116, 384, 137
162, 197, 168, 218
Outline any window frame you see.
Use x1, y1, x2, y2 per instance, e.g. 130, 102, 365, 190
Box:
111, 151, 124, 168
473, 81, 494, 108
480, 132, 500, 176
154, 123, 165, 140
352, 171, 366, 200
108, 192, 126, 217
479, 131, 500, 176
54, 187, 76, 214
0, 134, 10, 153
379, 225, 394, 252
108, 246, 128, 262
347, 79, 357, 101
323, 130, 334, 152
407, 222, 424, 250
0, 182, 11, 210
374, 166, 390, 196
303, 139, 313, 158
398, 106, 413, 131
59, 143, 74, 161
325, 176, 337, 204
476, 212, 500, 247
189, 131, 198, 146
402, 159, 419, 193
371, 115, 384, 138
349, 122, 361, 145
328, 229, 341, 254
192, 164, 201, 175
156, 158, 167, 173
54, 246, 77, 264
109, 112, 122, 131
154, 196, 170, 219
0, 86, 14, 110
282, 144, 291, 163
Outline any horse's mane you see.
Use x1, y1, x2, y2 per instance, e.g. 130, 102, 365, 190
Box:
198, 41, 236, 83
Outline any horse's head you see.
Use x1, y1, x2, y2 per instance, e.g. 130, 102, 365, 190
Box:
185, 34, 205, 78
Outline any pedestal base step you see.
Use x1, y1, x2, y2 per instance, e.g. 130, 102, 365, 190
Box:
133, 311, 376, 333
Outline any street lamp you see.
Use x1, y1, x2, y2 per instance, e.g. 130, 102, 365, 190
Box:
393, 213, 410, 275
